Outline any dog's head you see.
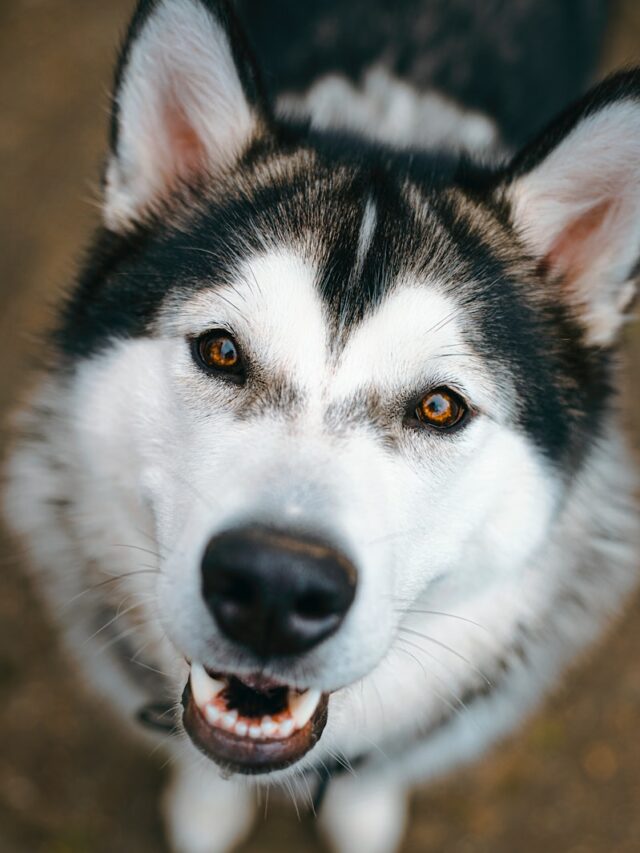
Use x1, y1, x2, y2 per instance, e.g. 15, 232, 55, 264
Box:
59, 0, 638, 775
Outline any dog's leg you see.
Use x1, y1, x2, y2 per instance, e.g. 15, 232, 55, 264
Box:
319, 774, 408, 853
163, 758, 255, 853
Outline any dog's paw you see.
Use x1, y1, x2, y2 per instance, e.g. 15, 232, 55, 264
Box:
318, 774, 408, 853
163, 762, 254, 853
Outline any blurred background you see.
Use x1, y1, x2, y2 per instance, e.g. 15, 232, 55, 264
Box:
0, 1, 639, 851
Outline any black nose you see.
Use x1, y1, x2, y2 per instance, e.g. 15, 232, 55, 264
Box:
201, 527, 357, 658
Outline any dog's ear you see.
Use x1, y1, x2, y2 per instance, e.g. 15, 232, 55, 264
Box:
497, 71, 640, 346
105, 0, 267, 231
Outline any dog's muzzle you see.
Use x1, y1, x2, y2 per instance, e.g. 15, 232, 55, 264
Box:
181, 526, 356, 773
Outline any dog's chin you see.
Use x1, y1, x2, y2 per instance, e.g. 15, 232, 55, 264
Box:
181, 664, 329, 774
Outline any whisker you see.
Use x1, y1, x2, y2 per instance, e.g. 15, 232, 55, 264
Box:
130, 657, 171, 679
394, 636, 470, 710
282, 776, 302, 821
85, 595, 151, 644
96, 623, 146, 655
263, 782, 271, 820
326, 749, 358, 778
393, 605, 490, 634
394, 642, 468, 721
398, 627, 492, 686
112, 543, 163, 560
425, 308, 459, 336
356, 732, 390, 763
297, 767, 317, 816
63, 569, 160, 609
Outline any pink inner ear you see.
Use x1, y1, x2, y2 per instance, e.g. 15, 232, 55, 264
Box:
162, 98, 207, 186
543, 199, 613, 284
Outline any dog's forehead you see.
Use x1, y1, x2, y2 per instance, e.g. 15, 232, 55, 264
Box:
168, 246, 474, 394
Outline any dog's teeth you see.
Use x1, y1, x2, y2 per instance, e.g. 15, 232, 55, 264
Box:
261, 717, 278, 737
192, 672, 321, 740
289, 688, 321, 729
278, 718, 295, 738
190, 663, 225, 707
222, 710, 238, 728
205, 704, 221, 724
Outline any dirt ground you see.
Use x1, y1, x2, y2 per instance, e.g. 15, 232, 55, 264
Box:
1, 1, 639, 852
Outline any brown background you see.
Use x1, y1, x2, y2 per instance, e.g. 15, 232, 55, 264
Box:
1, 1, 639, 851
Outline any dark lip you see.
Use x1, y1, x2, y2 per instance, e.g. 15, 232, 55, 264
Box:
181, 682, 329, 775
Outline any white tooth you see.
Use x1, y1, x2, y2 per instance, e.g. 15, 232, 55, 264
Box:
205, 705, 221, 725
235, 721, 248, 737
278, 718, 295, 738
261, 717, 278, 737
222, 710, 238, 728
289, 689, 322, 729
190, 664, 225, 707
249, 724, 262, 739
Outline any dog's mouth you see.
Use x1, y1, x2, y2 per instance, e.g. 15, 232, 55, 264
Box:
182, 664, 329, 774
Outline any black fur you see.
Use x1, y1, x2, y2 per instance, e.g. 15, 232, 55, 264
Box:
234, 0, 608, 146
56, 0, 624, 472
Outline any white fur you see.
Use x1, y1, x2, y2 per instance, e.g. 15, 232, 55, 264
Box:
319, 775, 408, 853
277, 66, 501, 156
5, 245, 638, 853
163, 755, 255, 853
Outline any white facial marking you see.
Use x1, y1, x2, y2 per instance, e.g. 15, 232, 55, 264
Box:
46, 246, 561, 706
355, 196, 378, 275
162, 250, 328, 391
332, 281, 497, 412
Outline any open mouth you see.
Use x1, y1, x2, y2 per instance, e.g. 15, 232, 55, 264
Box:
182, 664, 329, 774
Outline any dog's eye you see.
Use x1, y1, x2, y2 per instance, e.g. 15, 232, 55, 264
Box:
193, 331, 245, 381
414, 387, 468, 431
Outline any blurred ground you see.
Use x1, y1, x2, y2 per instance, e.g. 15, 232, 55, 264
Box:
0, 1, 639, 852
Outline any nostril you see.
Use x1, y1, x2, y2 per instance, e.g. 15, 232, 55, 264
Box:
216, 575, 255, 607
294, 591, 341, 619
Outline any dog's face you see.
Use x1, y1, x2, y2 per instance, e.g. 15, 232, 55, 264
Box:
59, 0, 639, 775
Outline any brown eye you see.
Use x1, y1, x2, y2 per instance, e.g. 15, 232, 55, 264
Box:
414, 387, 468, 431
193, 331, 245, 381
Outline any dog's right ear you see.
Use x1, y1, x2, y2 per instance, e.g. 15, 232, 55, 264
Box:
104, 0, 267, 232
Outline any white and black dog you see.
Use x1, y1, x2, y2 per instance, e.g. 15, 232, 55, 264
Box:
5, 1, 640, 851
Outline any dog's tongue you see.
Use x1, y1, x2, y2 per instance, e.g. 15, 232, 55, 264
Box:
182, 664, 329, 773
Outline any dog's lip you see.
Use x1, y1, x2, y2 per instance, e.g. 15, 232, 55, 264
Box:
181, 664, 329, 774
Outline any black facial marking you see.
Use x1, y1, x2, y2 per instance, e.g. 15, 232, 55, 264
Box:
423, 191, 612, 467
56, 134, 614, 468
56, 1, 629, 471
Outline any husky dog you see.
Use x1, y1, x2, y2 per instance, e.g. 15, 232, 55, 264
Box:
5, 1, 640, 851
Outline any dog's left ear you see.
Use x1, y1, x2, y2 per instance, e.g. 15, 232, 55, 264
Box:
497, 71, 640, 346
105, 0, 267, 231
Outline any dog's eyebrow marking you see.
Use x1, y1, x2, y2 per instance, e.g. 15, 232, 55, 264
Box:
354, 196, 377, 277
324, 388, 394, 439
